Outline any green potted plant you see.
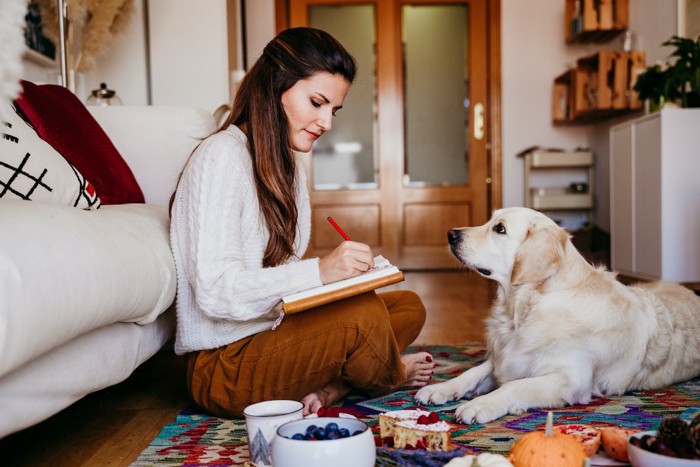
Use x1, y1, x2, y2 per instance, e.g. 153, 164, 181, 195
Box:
634, 35, 700, 110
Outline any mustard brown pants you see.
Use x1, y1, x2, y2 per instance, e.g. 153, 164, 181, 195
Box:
186, 290, 426, 418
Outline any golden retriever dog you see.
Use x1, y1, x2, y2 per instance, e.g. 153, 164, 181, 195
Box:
415, 207, 700, 424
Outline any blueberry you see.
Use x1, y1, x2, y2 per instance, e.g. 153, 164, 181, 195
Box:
291, 433, 304, 440
339, 428, 350, 438
325, 422, 339, 432
303, 433, 313, 440
305, 424, 318, 435
313, 427, 326, 439
326, 429, 340, 440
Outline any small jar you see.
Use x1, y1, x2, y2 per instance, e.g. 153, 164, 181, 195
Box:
86, 83, 122, 106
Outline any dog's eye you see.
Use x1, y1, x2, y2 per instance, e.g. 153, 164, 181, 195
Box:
492, 222, 506, 234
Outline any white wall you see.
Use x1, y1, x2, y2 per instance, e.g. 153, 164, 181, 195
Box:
148, 0, 230, 112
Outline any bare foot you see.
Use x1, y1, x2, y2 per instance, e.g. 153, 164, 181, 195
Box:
301, 378, 352, 416
399, 351, 436, 389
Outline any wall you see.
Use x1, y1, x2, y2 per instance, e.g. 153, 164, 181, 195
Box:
148, 0, 230, 112
682, 0, 700, 37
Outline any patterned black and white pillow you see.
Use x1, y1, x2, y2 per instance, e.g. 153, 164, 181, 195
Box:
0, 101, 100, 209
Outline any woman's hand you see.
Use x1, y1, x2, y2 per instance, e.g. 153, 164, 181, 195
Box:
318, 241, 374, 284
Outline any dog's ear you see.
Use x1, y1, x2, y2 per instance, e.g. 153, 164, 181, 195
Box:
511, 225, 568, 285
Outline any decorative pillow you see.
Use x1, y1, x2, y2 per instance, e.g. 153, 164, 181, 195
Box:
14, 80, 144, 205
1, 101, 101, 209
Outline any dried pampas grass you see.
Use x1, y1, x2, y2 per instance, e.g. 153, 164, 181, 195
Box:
0, 0, 27, 118
37, 0, 135, 72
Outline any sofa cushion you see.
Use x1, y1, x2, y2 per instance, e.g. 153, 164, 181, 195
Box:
0, 313, 175, 439
88, 106, 217, 206
0, 200, 176, 379
14, 80, 144, 205
1, 101, 101, 209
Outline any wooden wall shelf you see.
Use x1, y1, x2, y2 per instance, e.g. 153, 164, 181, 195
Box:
552, 50, 645, 125
565, 0, 629, 44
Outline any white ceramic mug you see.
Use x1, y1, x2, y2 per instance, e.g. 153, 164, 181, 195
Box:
243, 400, 304, 467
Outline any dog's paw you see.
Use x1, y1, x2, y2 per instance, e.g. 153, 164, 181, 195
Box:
414, 381, 464, 406
454, 398, 507, 425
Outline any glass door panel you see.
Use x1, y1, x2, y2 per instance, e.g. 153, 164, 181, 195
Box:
308, 5, 377, 190
402, 5, 469, 187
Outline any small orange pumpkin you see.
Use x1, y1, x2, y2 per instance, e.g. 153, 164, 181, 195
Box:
508, 412, 587, 467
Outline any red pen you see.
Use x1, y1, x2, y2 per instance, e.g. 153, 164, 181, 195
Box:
327, 216, 351, 241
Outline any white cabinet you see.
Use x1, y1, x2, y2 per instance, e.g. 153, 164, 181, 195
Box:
609, 108, 700, 283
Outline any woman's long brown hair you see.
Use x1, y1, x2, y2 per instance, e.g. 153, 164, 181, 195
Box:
173, 28, 356, 267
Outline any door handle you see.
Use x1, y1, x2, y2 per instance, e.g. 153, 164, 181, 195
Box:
474, 103, 485, 141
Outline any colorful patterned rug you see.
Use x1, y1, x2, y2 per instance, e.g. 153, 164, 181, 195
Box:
132, 344, 700, 466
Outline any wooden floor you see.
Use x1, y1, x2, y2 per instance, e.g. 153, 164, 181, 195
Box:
0, 271, 493, 466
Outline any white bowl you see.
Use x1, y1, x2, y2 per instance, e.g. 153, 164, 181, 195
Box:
628, 431, 700, 467
271, 417, 376, 467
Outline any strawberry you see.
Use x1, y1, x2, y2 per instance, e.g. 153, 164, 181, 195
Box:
428, 412, 439, 424
317, 406, 341, 417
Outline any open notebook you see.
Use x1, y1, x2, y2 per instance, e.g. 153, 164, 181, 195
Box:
281, 255, 404, 314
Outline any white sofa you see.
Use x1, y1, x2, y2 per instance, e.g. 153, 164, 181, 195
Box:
0, 105, 216, 438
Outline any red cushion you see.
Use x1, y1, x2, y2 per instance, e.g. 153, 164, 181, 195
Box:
14, 80, 144, 204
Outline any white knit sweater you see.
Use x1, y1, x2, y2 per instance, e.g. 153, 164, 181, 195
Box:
170, 125, 322, 354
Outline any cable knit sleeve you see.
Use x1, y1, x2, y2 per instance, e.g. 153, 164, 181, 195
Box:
172, 129, 322, 322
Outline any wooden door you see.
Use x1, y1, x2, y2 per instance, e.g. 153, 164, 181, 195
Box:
284, 0, 493, 269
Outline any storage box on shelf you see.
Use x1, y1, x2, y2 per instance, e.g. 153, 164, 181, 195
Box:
565, 0, 628, 43
522, 149, 594, 219
552, 50, 645, 124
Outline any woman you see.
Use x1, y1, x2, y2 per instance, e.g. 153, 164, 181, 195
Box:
170, 27, 435, 418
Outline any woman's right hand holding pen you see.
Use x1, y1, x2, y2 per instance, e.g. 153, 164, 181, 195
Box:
319, 241, 374, 284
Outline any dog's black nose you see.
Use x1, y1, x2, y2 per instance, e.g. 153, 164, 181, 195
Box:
447, 229, 461, 246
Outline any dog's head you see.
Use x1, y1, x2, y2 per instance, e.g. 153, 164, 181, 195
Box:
447, 207, 569, 286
